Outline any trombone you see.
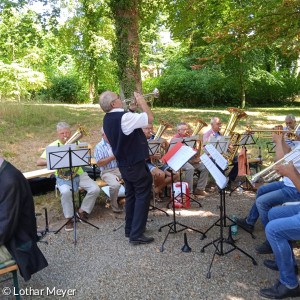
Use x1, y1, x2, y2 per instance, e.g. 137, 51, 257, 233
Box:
122, 88, 159, 106
248, 148, 300, 185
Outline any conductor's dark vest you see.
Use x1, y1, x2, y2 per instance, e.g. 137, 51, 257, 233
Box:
103, 112, 149, 167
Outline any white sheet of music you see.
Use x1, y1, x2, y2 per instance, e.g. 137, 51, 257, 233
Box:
205, 144, 228, 171
200, 153, 229, 189
167, 145, 196, 172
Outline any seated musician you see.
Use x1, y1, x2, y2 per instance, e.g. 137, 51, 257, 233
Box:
94, 127, 123, 213
171, 122, 209, 197
236, 133, 300, 254
0, 157, 48, 281
142, 123, 178, 201
284, 114, 300, 147
37, 122, 100, 231
203, 117, 238, 187
259, 162, 300, 299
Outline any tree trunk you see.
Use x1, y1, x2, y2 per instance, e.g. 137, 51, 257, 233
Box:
110, 0, 142, 98
238, 53, 246, 108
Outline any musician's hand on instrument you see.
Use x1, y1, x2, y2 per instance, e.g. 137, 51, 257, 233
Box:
133, 91, 145, 107
193, 157, 201, 164
273, 161, 294, 177
153, 153, 161, 160
272, 132, 283, 143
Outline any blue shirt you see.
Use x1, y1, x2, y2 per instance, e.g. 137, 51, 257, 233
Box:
94, 138, 118, 172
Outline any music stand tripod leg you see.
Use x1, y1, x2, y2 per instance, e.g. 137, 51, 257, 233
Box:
201, 189, 257, 278
158, 171, 204, 252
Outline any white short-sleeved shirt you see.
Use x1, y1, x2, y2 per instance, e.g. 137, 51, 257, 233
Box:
108, 108, 148, 135
283, 142, 300, 187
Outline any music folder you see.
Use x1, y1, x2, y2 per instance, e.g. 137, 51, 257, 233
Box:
46, 143, 90, 170
161, 141, 196, 172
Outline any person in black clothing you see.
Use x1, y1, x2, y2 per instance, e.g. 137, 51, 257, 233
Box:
99, 91, 154, 244
0, 157, 48, 281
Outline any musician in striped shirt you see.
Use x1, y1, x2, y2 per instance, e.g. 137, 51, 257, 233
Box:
94, 128, 123, 213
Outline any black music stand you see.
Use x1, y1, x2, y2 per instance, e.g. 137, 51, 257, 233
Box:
158, 142, 204, 252
229, 133, 257, 195
168, 136, 202, 207
199, 153, 257, 278
147, 140, 169, 216
37, 207, 56, 244
46, 143, 99, 245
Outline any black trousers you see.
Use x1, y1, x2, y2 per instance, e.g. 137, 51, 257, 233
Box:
119, 160, 153, 239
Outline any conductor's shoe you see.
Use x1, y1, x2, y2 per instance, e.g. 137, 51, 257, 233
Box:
259, 281, 300, 299
236, 217, 254, 233
256, 240, 273, 254
129, 234, 154, 245
263, 259, 299, 275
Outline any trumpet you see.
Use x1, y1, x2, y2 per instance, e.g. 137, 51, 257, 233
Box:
246, 125, 299, 141
248, 148, 300, 185
122, 88, 159, 106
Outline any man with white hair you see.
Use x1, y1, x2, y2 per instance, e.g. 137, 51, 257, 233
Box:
94, 127, 123, 213
37, 122, 100, 231
284, 114, 300, 147
203, 117, 238, 185
99, 91, 154, 245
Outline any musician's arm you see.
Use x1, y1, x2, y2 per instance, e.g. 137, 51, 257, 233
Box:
37, 157, 47, 166
96, 155, 116, 168
134, 92, 154, 123
273, 133, 291, 161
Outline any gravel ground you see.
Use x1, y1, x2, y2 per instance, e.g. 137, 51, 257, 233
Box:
1, 187, 300, 300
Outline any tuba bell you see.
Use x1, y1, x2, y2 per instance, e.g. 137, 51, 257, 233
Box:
57, 125, 89, 180
223, 107, 248, 163
151, 119, 171, 168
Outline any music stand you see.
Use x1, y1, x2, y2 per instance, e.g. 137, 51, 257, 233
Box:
199, 152, 257, 278
229, 133, 257, 194
168, 136, 202, 207
147, 140, 169, 216
46, 143, 99, 245
158, 142, 204, 252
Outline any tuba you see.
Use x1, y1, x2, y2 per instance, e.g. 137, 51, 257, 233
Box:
151, 119, 171, 168
192, 119, 208, 158
223, 107, 248, 163
57, 125, 89, 180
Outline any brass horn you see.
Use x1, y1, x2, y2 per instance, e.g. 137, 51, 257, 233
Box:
247, 148, 300, 186
151, 119, 172, 168
192, 119, 208, 136
122, 88, 159, 106
65, 125, 88, 144
223, 107, 248, 164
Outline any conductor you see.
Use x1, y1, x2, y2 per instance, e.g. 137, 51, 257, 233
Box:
99, 91, 154, 245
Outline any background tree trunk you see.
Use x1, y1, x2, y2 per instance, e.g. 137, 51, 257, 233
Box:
110, 0, 142, 99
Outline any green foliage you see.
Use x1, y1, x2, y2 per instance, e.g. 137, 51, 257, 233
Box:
42, 75, 86, 104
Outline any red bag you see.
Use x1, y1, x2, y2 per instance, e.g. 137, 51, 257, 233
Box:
171, 182, 191, 209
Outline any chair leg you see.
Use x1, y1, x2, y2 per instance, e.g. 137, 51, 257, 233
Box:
12, 270, 20, 300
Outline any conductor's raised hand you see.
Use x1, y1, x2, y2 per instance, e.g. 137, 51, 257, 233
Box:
134, 91, 146, 107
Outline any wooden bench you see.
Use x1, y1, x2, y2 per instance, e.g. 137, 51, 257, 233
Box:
0, 261, 20, 300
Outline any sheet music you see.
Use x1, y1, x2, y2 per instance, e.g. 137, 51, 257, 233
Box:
148, 140, 162, 156
208, 135, 230, 153
200, 153, 229, 189
167, 145, 196, 172
205, 144, 228, 170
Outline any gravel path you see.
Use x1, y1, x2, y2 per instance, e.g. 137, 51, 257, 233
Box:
1, 188, 300, 300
